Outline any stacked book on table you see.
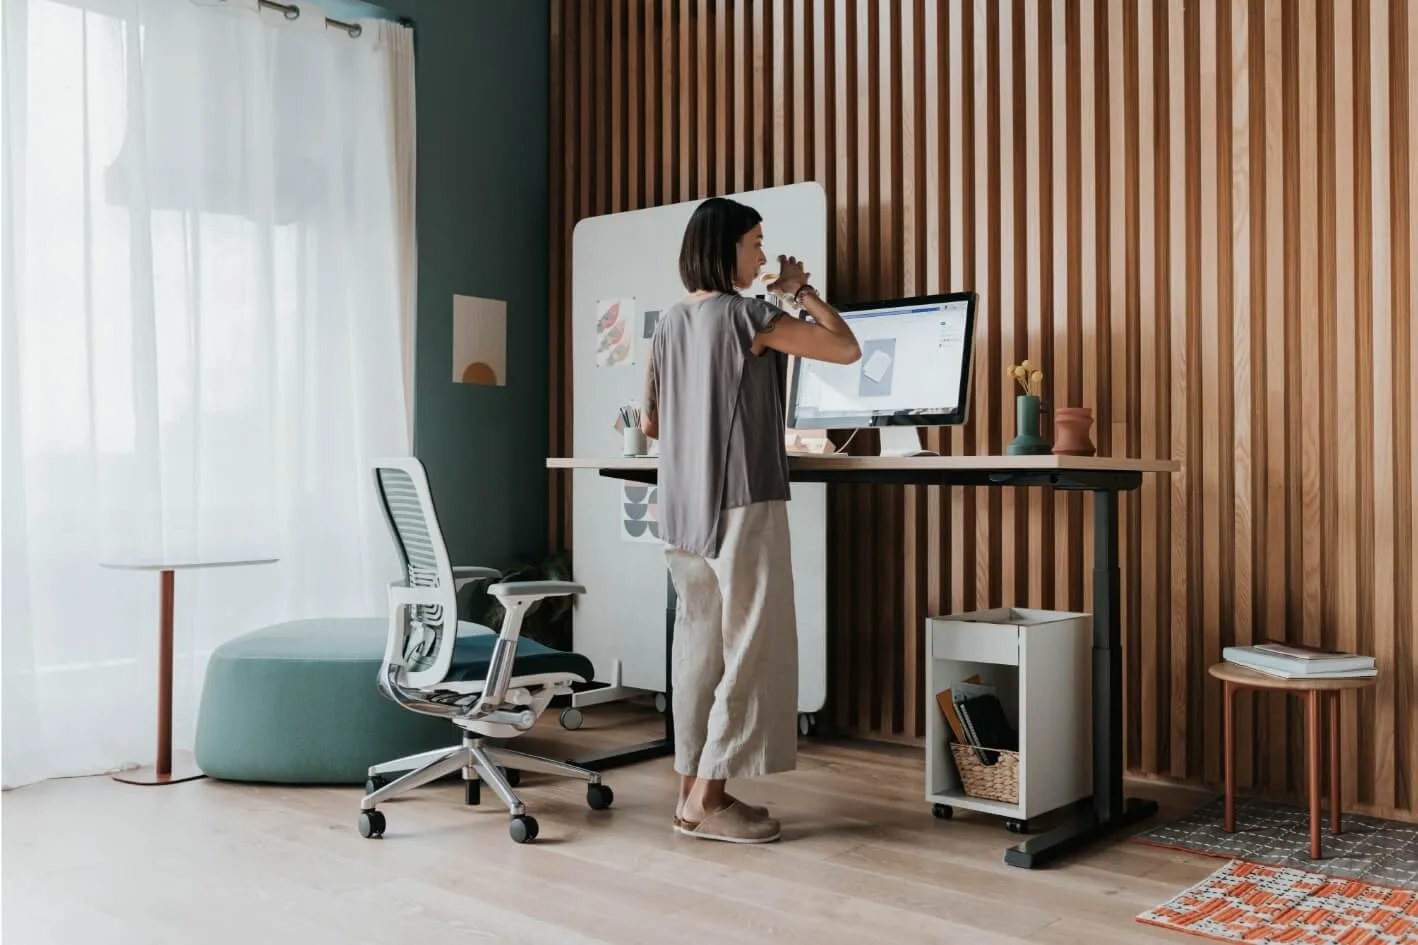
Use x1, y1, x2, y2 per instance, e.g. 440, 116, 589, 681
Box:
1223, 640, 1376, 679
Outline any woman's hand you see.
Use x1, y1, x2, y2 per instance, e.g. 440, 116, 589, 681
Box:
767, 255, 808, 297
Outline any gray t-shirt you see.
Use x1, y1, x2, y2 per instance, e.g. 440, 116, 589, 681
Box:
649, 293, 792, 558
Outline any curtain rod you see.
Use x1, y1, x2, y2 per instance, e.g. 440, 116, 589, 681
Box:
256, 0, 363, 37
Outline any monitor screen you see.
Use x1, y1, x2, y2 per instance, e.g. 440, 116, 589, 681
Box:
786, 292, 977, 430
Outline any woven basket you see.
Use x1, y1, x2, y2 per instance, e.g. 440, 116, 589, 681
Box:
948, 742, 1020, 804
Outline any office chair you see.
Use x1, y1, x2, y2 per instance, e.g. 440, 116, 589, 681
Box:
360, 457, 611, 844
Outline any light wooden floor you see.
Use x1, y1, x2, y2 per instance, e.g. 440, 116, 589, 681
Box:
3, 707, 1217, 944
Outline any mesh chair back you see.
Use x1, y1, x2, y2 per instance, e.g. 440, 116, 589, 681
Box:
372, 458, 459, 687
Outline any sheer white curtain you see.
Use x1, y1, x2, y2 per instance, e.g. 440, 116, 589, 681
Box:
1, 0, 416, 788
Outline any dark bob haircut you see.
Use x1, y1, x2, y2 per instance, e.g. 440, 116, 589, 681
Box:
678, 196, 763, 293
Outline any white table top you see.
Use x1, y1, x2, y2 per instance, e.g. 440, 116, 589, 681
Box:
99, 557, 279, 571
548, 454, 1180, 474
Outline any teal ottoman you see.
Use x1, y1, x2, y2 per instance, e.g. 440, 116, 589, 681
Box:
195, 618, 454, 784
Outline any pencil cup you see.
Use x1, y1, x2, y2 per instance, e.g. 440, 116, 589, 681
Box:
623, 427, 647, 456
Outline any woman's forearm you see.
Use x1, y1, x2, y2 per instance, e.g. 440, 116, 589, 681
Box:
794, 290, 860, 357
795, 291, 843, 328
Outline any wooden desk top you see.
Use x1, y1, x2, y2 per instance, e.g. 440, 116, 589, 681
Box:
1208, 661, 1377, 692
547, 454, 1180, 474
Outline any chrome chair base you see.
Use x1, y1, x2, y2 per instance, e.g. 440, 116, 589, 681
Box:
358, 732, 612, 843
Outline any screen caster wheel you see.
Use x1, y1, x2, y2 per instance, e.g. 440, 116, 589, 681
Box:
509, 814, 539, 844
931, 803, 954, 820
559, 707, 583, 730
654, 693, 667, 713
1005, 818, 1030, 834
358, 809, 386, 838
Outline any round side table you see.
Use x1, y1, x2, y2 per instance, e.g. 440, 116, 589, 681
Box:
1208, 661, 1376, 859
101, 557, 277, 785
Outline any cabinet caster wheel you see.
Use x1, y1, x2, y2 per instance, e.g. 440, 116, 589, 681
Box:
586, 783, 614, 811
798, 713, 818, 736
654, 693, 667, 713
364, 775, 388, 796
1005, 818, 1030, 834
559, 707, 583, 730
932, 804, 954, 820
358, 809, 386, 838
465, 780, 480, 806
509, 814, 539, 844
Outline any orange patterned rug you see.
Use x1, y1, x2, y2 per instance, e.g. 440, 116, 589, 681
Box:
1138, 860, 1418, 944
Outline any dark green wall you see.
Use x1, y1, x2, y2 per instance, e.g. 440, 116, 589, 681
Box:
354, 0, 551, 568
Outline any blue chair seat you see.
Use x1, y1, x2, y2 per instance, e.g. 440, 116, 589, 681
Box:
448, 623, 595, 684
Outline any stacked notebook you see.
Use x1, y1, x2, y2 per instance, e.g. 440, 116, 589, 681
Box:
936, 676, 1018, 766
1223, 640, 1376, 679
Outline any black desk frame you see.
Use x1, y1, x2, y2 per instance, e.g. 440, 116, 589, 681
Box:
566, 463, 1156, 869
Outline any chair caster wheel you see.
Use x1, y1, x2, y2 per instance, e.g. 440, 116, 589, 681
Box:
506, 768, 521, 787
798, 713, 817, 736
358, 809, 386, 838
1005, 818, 1030, 834
932, 804, 954, 820
465, 780, 480, 806
586, 783, 614, 810
509, 814, 539, 843
560, 707, 583, 730
364, 775, 388, 796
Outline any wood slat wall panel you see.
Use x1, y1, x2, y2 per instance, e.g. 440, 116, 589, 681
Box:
547, 0, 1418, 820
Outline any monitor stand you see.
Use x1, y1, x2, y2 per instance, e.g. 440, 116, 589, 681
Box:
877, 426, 939, 458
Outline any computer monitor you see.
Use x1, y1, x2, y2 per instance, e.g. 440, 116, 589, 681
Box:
786, 291, 978, 456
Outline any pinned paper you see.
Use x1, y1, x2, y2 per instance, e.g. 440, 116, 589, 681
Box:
862, 349, 893, 384
452, 295, 507, 385
621, 483, 661, 543
858, 339, 897, 397
595, 298, 635, 367
636, 308, 662, 363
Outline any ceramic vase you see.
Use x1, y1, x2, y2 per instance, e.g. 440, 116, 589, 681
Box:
1006, 395, 1050, 455
1052, 407, 1096, 456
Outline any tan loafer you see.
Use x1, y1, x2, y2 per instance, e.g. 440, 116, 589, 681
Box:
677, 800, 781, 844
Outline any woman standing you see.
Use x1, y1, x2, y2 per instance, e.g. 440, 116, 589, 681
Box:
640, 197, 860, 843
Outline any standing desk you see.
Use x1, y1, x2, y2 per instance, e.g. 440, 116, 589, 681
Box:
546, 453, 1179, 868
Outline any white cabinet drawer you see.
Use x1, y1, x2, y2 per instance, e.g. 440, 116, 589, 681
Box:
928, 621, 1019, 665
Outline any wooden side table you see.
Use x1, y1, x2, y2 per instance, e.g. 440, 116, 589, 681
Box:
101, 557, 277, 785
1208, 661, 1377, 858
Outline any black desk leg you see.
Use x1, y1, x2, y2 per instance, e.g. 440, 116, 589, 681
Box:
567, 570, 677, 772
1003, 488, 1158, 868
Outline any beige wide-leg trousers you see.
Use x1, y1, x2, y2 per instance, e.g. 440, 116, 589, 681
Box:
664, 500, 799, 780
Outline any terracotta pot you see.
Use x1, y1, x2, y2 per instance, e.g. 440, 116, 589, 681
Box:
1052, 407, 1096, 456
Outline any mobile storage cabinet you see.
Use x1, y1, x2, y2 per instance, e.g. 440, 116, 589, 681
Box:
925, 608, 1092, 833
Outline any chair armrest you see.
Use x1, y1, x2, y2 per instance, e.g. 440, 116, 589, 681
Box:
452, 566, 501, 582
489, 580, 585, 600
451, 566, 501, 590
468, 580, 585, 719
